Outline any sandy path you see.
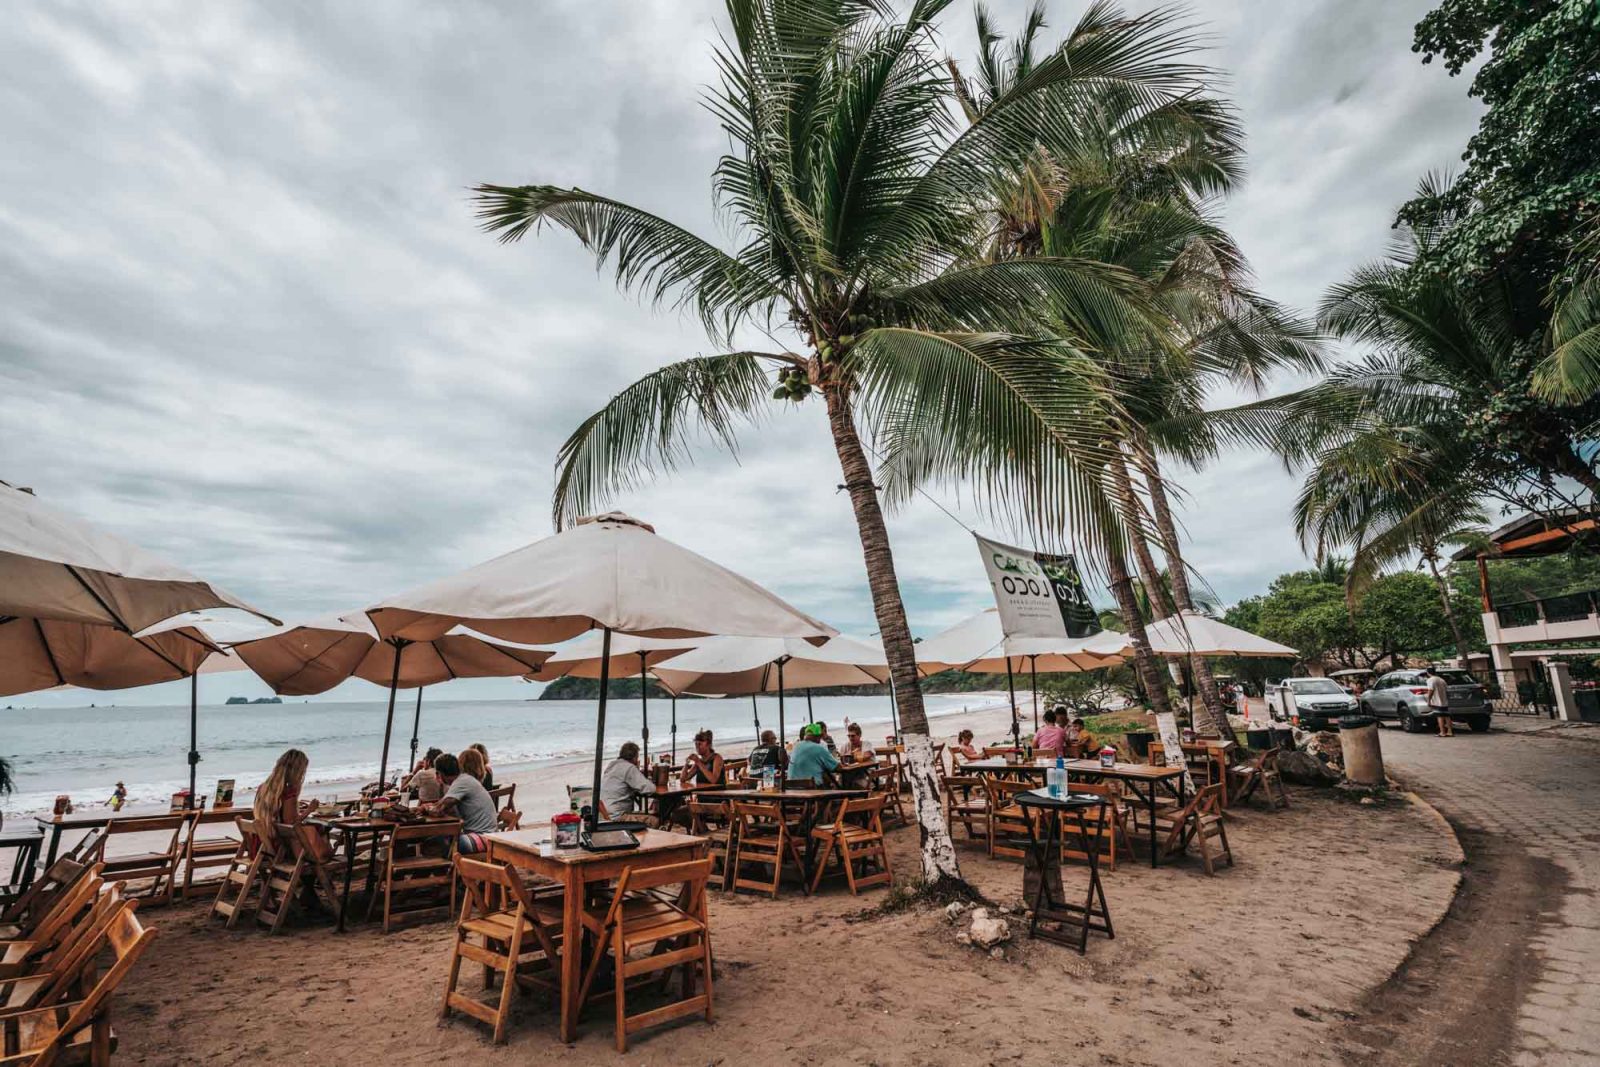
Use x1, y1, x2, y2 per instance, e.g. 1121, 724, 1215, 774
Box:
110, 778, 1458, 1066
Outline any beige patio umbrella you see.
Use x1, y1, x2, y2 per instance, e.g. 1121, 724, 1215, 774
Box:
538, 633, 702, 763
0, 480, 276, 632
364, 513, 835, 828
652, 635, 890, 752
1143, 611, 1297, 658
914, 608, 1130, 744
229, 612, 555, 787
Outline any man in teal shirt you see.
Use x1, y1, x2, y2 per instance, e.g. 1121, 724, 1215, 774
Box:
787, 723, 839, 785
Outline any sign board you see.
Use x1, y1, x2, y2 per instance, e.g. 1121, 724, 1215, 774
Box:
975, 533, 1099, 640
1154, 712, 1196, 794
214, 778, 235, 810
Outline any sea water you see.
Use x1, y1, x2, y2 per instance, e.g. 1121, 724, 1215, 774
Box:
0, 693, 973, 817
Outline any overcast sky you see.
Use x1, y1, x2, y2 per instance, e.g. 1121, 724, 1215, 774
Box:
2, 1, 1484, 706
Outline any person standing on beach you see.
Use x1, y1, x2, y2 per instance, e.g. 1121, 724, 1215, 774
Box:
107, 781, 127, 811
1425, 668, 1454, 736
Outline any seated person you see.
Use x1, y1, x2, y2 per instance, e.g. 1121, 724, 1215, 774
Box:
1068, 718, 1098, 755
747, 730, 789, 775
1033, 709, 1067, 755
458, 746, 488, 783
599, 741, 658, 826
787, 723, 839, 785
404, 747, 444, 802
950, 729, 980, 764
680, 729, 726, 786
470, 743, 496, 790
428, 752, 500, 854
251, 747, 326, 859
814, 721, 840, 755
839, 723, 876, 765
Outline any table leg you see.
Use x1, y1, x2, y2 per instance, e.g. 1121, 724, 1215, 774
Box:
1070, 805, 1113, 952
559, 870, 582, 1043
337, 836, 355, 934
41, 825, 63, 869
18, 841, 40, 892
1145, 784, 1159, 868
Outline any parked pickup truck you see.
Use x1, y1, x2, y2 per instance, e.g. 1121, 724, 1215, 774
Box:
1359, 668, 1493, 733
1271, 678, 1358, 731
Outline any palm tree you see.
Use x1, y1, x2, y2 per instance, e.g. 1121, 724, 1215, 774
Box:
474, 0, 1212, 890
942, 4, 1321, 738
1286, 178, 1600, 535
1534, 216, 1600, 403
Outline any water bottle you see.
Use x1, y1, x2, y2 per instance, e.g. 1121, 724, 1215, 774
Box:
763, 766, 776, 792
1047, 752, 1066, 798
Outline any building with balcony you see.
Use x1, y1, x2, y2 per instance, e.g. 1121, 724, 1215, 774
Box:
1455, 509, 1600, 676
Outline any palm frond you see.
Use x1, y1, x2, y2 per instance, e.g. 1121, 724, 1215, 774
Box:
1536, 275, 1600, 402
552, 352, 781, 528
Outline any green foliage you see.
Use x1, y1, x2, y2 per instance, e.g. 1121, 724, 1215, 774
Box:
1458, 550, 1600, 605
537, 676, 682, 701
1401, 0, 1600, 290
1352, 571, 1462, 655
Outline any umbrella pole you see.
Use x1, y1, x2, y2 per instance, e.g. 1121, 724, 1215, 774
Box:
588, 627, 613, 832
805, 687, 814, 726
1005, 657, 1020, 749
378, 641, 402, 791
670, 694, 678, 764
777, 658, 786, 746
1030, 655, 1040, 732
638, 652, 650, 766
407, 686, 424, 773
187, 672, 199, 808
750, 693, 760, 737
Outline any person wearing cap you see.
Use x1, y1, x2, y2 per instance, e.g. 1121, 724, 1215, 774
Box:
788, 723, 840, 785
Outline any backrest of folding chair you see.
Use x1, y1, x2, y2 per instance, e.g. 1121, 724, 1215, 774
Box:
729, 800, 780, 833
59, 828, 105, 868
453, 855, 528, 917
837, 794, 888, 827
869, 764, 897, 791
983, 746, 1018, 759
686, 799, 729, 832
104, 813, 189, 857
612, 858, 712, 925
488, 785, 516, 811
232, 815, 257, 842
387, 819, 461, 858
35, 887, 131, 1008
38, 905, 156, 1060
25, 866, 106, 959
6, 859, 98, 936
1196, 783, 1225, 816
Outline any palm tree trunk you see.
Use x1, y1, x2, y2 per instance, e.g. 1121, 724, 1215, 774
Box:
1106, 548, 1173, 719
823, 384, 967, 893
1109, 452, 1191, 713
1424, 551, 1472, 665
1135, 442, 1236, 742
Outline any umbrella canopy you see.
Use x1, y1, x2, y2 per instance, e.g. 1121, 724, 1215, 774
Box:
651, 635, 890, 696
538, 632, 702, 680
0, 481, 277, 632
365, 512, 835, 645
0, 617, 222, 698
228, 613, 554, 696
914, 608, 1129, 674
1144, 611, 1297, 658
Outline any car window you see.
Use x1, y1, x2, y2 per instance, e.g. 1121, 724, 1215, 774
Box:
1374, 674, 1396, 689
1436, 670, 1475, 685
1289, 680, 1345, 695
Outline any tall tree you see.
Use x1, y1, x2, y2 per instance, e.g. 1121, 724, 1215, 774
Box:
475, 0, 1212, 890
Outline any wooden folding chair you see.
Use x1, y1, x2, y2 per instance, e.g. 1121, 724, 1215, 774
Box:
488, 785, 517, 813
0, 896, 155, 1067
0, 860, 96, 941
0, 883, 127, 1018
1057, 782, 1131, 871
180, 809, 243, 899
685, 800, 732, 883
869, 764, 908, 828
442, 856, 565, 1044
1230, 748, 1289, 810
209, 817, 267, 929
87, 814, 188, 906
982, 746, 1020, 760
808, 795, 892, 895
576, 858, 714, 1052
495, 808, 522, 831
981, 777, 1035, 861
728, 802, 806, 899
0, 868, 105, 983
368, 820, 460, 933
255, 823, 339, 934
1149, 784, 1233, 874
940, 772, 989, 843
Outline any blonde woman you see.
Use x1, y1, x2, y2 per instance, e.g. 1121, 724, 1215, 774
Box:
250, 748, 321, 858
458, 747, 488, 784
470, 743, 496, 790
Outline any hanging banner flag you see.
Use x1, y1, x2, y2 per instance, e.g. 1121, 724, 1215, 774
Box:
975, 533, 1100, 639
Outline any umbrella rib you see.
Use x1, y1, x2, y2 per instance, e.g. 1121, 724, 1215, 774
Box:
134, 634, 189, 675
64, 565, 134, 631
32, 618, 66, 686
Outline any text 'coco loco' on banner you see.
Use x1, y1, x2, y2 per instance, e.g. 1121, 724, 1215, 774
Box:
974, 533, 1101, 640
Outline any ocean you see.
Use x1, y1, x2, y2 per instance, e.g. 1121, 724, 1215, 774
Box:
0, 691, 988, 817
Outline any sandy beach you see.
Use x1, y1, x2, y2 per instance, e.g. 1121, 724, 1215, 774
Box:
107, 778, 1460, 1066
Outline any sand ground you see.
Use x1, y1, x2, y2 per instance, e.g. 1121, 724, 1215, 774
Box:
105, 741, 1460, 1067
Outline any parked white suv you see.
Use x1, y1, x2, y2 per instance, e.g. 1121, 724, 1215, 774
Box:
1270, 678, 1359, 731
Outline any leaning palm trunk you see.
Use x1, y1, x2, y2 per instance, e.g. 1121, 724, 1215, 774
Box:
823, 386, 963, 888
1424, 551, 1472, 666
1136, 445, 1236, 741
1108, 452, 1189, 700
1105, 548, 1173, 718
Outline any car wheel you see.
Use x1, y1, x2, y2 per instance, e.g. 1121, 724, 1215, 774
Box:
1398, 705, 1416, 733
1468, 716, 1491, 733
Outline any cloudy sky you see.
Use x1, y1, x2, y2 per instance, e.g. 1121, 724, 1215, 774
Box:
3, 0, 1483, 706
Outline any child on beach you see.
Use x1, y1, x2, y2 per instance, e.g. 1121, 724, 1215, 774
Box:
108, 781, 127, 811
951, 730, 980, 764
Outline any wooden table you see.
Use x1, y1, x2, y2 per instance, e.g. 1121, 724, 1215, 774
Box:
962, 759, 1187, 867
488, 826, 707, 1043
649, 781, 724, 824
305, 813, 457, 933
696, 788, 866, 888
0, 827, 44, 900
1148, 740, 1236, 805
35, 811, 116, 869
1015, 791, 1113, 953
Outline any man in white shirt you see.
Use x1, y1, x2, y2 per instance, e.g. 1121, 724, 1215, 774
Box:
599, 741, 658, 826
1425, 668, 1454, 737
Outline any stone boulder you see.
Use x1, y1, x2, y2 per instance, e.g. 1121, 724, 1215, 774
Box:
1277, 748, 1341, 787
966, 908, 1012, 950
1306, 730, 1344, 768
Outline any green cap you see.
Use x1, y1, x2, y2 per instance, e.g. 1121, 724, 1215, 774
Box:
802, 724, 823, 739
